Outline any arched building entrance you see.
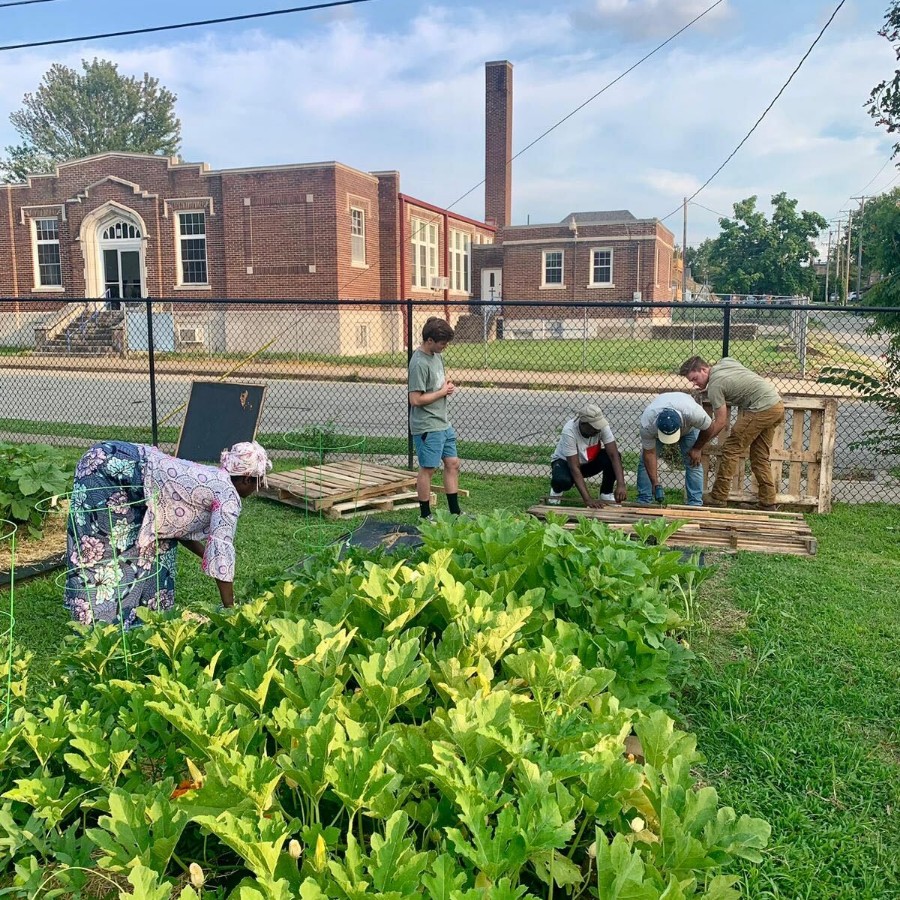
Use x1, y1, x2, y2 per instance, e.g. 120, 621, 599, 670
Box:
79, 203, 148, 303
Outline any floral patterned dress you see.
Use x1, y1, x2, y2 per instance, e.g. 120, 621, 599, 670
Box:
65, 441, 241, 628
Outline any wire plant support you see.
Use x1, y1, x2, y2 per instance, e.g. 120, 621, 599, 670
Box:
1, 519, 16, 728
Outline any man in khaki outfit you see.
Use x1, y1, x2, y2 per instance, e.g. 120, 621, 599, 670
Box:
680, 356, 784, 510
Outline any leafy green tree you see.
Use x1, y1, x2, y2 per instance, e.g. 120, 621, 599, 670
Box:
868, 1, 900, 157
703, 193, 827, 297
0, 58, 181, 183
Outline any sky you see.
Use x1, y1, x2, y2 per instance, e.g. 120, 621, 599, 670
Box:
0, 0, 897, 248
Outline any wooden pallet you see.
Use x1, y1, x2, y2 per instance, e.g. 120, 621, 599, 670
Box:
529, 502, 817, 556
325, 490, 435, 520
259, 461, 417, 512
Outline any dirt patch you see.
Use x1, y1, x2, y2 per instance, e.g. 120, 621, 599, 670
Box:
0, 503, 68, 572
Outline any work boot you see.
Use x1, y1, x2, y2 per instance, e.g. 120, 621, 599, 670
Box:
704, 497, 728, 508
757, 503, 779, 511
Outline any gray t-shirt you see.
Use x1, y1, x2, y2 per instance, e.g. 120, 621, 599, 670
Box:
408, 348, 450, 435
639, 392, 712, 450
706, 358, 781, 412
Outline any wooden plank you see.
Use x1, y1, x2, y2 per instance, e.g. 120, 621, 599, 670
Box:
787, 409, 805, 497
818, 400, 838, 514
807, 408, 824, 502
325, 491, 436, 520
432, 486, 471, 496
264, 463, 417, 510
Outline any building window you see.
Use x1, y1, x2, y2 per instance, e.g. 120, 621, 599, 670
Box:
101, 220, 141, 240
450, 230, 471, 292
34, 218, 62, 287
178, 212, 208, 285
542, 250, 564, 286
350, 207, 366, 266
411, 218, 438, 289
356, 324, 369, 349
590, 248, 613, 285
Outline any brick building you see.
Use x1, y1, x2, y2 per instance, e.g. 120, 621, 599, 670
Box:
474, 61, 678, 333
0, 153, 493, 352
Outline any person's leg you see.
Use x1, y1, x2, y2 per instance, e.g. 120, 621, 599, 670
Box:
748, 404, 784, 506
550, 458, 575, 494
413, 433, 440, 517
596, 448, 616, 497
679, 429, 704, 505
709, 414, 760, 504
636, 450, 653, 504
440, 428, 462, 514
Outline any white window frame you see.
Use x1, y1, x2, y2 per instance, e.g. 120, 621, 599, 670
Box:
589, 247, 614, 287
32, 218, 63, 290
176, 211, 209, 286
449, 229, 471, 293
541, 249, 565, 288
350, 206, 366, 267
410, 217, 439, 289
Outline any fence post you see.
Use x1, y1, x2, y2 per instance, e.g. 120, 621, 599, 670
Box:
406, 300, 413, 470
145, 297, 159, 447
722, 295, 732, 358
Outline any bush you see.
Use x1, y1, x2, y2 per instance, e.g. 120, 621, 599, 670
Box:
0, 512, 769, 898
0, 442, 72, 539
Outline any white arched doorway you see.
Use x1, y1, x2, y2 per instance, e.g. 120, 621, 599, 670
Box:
80, 203, 148, 303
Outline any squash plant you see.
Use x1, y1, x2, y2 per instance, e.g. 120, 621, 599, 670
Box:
0, 512, 769, 898
0, 442, 72, 539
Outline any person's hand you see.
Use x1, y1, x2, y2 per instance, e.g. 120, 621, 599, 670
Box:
688, 447, 703, 467
443, 380, 457, 396
586, 498, 605, 509
654, 485, 665, 503
614, 485, 628, 503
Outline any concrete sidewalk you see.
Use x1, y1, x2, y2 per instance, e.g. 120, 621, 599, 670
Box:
1, 352, 858, 398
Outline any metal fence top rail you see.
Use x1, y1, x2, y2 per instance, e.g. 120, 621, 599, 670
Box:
3, 297, 899, 315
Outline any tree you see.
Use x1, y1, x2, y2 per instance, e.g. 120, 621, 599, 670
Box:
868, 1, 900, 157
0, 58, 181, 183
702, 193, 827, 298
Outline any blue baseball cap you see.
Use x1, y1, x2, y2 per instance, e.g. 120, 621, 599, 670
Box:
657, 408, 682, 444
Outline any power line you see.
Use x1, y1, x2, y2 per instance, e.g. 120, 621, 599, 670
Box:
0, 0, 375, 52
660, 0, 847, 223
0, 0, 62, 8
690, 200, 728, 218
441, 0, 727, 214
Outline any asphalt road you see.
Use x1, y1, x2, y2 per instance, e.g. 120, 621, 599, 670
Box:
4, 368, 895, 476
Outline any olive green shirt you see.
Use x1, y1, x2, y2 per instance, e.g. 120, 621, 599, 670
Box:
408, 348, 450, 435
706, 358, 781, 412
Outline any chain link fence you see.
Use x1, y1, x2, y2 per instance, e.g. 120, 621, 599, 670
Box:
2, 296, 897, 505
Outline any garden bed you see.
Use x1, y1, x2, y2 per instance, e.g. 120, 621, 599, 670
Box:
0, 504, 67, 585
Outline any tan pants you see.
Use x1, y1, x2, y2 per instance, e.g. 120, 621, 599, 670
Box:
710, 402, 784, 505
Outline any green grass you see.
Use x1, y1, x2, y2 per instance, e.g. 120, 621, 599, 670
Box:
681, 504, 900, 899
1, 479, 897, 897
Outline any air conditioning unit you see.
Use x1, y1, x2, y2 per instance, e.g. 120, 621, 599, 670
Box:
178, 327, 204, 344
430, 276, 449, 290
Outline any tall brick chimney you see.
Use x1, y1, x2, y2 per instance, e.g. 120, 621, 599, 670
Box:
484, 60, 513, 228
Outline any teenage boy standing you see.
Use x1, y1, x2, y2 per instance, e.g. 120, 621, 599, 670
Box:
408, 317, 462, 518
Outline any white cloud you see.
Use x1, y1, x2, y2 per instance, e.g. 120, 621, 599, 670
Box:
573, 0, 734, 40
0, 4, 894, 247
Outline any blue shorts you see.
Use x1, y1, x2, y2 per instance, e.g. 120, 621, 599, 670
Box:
413, 427, 458, 469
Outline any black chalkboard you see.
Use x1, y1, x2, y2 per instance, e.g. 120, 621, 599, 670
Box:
175, 381, 267, 463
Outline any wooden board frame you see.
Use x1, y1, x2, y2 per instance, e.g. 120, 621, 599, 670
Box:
699, 396, 838, 513
175, 380, 267, 463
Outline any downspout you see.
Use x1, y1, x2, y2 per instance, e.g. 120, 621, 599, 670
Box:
399, 196, 408, 345
443, 209, 450, 321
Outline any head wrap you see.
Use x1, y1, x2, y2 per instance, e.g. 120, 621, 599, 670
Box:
220, 441, 272, 486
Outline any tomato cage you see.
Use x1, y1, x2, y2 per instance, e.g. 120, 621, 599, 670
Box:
1, 519, 16, 728
282, 430, 368, 552
36, 487, 171, 678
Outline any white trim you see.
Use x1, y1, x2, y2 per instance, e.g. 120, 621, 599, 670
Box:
172, 284, 212, 291
449, 228, 471, 293
163, 196, 215, 218
31, 217, 63, 289
541, 249, 565, 288
78, 202, 150, 298
32, 285, 65, 293
19, 203, 66, 224
589, 246, 614, 286
175, 210, 210, 287
410, 217, 439, 290
500, 235, 674, 249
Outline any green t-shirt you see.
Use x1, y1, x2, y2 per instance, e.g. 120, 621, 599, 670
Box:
408, 348, 450, 435
706, 357, 781, 412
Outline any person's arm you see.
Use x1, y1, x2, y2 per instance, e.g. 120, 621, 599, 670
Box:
408, 382, 454, 407
605, 441, 628, 503
566, 454, 604, 508
688, 405, 728, 465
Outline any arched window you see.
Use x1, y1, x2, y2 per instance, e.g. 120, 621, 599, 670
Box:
101, 220, 141, 241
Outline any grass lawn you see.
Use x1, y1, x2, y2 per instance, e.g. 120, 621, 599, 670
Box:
1, 475, 897, 897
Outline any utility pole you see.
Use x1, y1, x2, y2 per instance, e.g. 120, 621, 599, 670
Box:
850, 195, 871, 301
833, 215, 843, 297
824, 229, 832, 303
682, 196, 688, 302
841, 210, 854, 307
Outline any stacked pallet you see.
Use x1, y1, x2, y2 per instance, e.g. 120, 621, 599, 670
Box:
260, 461, 426, 519
528, 502, 817, 556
